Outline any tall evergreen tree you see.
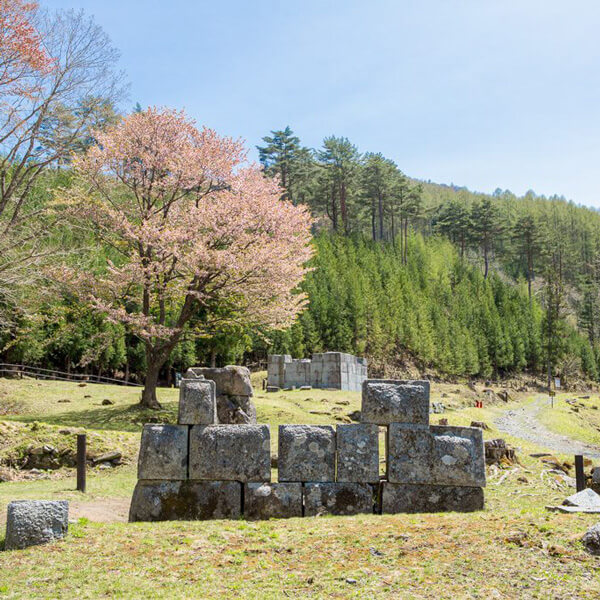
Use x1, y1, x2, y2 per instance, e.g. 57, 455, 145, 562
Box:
318, 136, 361, 233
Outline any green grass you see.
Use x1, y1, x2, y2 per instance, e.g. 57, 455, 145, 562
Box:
1, 378, 600, 598
0, 378, 179, 431
537, 393, 600, 446
0, 498, 599, 599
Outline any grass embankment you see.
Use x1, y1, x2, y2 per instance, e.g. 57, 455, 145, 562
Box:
0, 378, 600, 598
537, 393, 600, 447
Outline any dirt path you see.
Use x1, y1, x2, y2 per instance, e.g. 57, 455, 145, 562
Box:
495, 396, 600, 458
0, 497, 129, 529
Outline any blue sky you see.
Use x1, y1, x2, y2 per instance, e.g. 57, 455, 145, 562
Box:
44, 1, 600, 207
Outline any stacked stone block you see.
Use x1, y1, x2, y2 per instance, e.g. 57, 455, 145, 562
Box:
361, 379, 486, 513
129, 374, 485, 521
130, 374, 269, 521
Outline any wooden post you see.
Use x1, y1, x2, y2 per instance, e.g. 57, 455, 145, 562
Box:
77, 434, 87, 493
575, 455, 585, 492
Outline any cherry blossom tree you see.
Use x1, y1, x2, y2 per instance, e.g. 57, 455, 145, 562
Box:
0, 0, 53, 99
62, 107, 313, 408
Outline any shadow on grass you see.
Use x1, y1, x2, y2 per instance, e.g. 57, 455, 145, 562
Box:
14, 402, 179, 432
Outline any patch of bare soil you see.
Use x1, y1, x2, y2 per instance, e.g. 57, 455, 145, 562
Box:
0, 497, 130, 529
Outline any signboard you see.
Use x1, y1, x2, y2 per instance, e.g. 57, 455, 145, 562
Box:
549, 390, 556, 397
554, 377, 561, 389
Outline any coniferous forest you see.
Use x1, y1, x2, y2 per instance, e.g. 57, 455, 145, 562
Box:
256, 127, 600, 383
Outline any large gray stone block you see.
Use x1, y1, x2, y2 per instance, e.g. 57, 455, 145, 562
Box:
381, 483, 484, 513
304, 483, 374, 516
189, 424, 270, 482
387, 424, 432, 484
186, 366, 256, 424
361, 380, 430, 425
129, 480, 241, 521
188, 365, 253, 396
336, 424, 379, 483
244, 483, 302, 520
5, 500, 69, 550
387, 424, 485, 487
430, 425, 486, 487
278, 425, 335, 482
137, 424, 188, 480
178, 378, 217, 425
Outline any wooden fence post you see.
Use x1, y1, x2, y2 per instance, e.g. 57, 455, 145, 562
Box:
77, 434, 87, 493
575, 455, 585, 492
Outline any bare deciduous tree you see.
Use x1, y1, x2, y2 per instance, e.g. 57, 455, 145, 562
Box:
0, 8, 127, 322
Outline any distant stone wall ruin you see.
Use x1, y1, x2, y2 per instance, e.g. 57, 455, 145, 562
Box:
267, 352, 367, 392
128, 375, 486, 521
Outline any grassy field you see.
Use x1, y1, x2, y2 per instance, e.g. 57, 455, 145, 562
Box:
537, 394, 600, 446
1, 377, 600, 599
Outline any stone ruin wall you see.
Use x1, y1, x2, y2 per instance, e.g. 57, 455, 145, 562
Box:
267, 352, 368, 392
129, 376, 486, 521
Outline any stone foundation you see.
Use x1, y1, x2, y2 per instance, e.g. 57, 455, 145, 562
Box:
244, 482, 303, 520
129, 376, 486, 521
381, 483, 484, 513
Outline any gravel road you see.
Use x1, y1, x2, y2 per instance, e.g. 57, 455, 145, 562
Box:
495, 396, 600, 458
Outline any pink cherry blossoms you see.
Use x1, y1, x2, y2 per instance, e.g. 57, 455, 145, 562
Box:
64, 107, 313, 406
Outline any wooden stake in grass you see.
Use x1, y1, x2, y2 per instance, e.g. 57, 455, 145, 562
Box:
77, 434, 87, 493
575, 455, 585, 492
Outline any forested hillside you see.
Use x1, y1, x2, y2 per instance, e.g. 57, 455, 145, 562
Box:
258, 128, 600, 383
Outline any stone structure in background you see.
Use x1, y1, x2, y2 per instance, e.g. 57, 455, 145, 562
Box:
185, 365, 256, 424
129, 374, 486, 521
267, 352, 367, 392
5, 500, 69, 550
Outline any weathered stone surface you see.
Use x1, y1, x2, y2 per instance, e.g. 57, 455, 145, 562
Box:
178, 378, 217, 425
5, 500, 69, 550
381, 483, 484, 513
387, 423, 432, 484
278, 425, 335, 482
387, 424, 485, 487
244, 482, 302, 519
188, 365, 253, 396
137, 424, 188, 480
430, 425, 486, 487
129, 480, 241, 521
304, 483, 374, 516
189, 424, 270, 482
563, 488, 600, 510
186, 366, 256, 424
336, 424, 379, 483
361, 380, 430, 425
582, 523, 600, 555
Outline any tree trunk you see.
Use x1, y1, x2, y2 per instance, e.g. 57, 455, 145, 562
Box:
210, 350, 217, 368
340, 181, 348, 233
371, 198, 376, 241
483, 241, 489, 279
141, 360, 162, 409
378, 192, 384, 241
